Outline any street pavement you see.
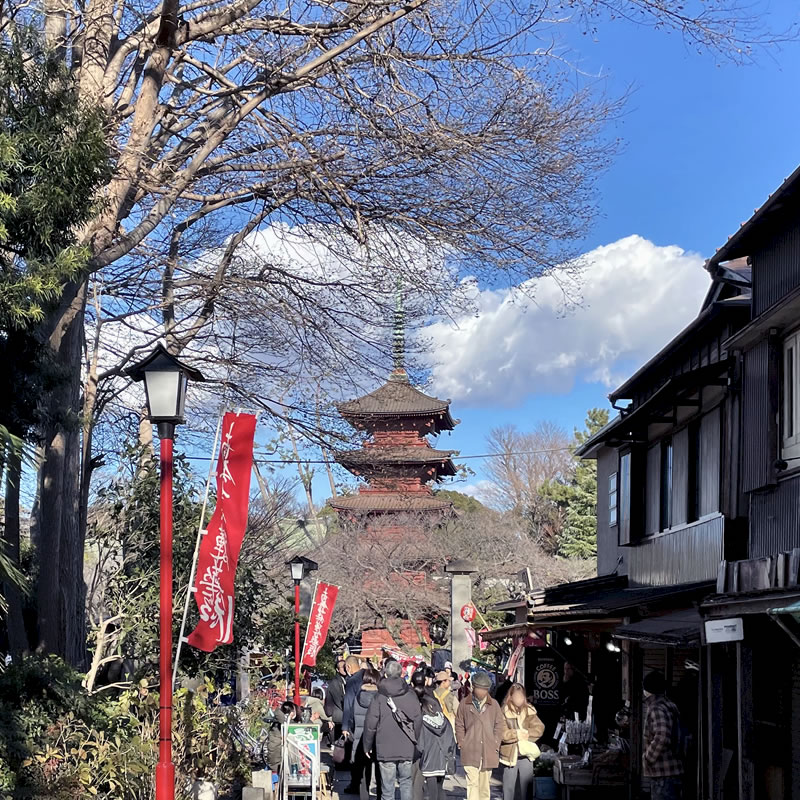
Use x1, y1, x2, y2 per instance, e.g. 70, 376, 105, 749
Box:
328, 758, 504, 800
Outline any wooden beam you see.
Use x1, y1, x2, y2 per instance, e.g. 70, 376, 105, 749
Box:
737, 642, 755, 800
630, 644, 643, 800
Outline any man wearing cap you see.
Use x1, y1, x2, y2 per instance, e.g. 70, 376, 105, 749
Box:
454, 671, 504, 800
643, 671, 683, 800
434, 671, 458, 729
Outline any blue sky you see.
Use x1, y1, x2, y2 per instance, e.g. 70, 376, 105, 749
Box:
303, 2, 800, 506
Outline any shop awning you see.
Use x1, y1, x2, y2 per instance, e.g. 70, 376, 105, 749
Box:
483, 579, 714, 641
613, 608, 704, 647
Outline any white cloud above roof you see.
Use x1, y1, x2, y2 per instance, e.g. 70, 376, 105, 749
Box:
425, 235, 710, 407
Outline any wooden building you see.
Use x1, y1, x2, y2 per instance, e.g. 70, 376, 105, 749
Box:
488, 165, 800, 799
698, 164, 800, 800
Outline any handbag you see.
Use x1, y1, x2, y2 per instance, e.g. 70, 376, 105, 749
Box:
446, 755, 457, 776
332, 735, 348, 764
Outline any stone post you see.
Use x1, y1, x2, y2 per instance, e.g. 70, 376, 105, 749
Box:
445, 559, 479, 672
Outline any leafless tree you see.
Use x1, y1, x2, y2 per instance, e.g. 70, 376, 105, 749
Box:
8, 0, 783, 663
313, 505, 593, 639
484, 422, 572, 549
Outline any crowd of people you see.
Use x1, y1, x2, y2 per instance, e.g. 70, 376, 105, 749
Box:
318, 655, 544, 800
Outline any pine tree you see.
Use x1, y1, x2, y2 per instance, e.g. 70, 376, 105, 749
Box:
546, 408, 609, 560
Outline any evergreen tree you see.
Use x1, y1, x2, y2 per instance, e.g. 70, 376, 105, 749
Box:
546, 408, 609, 560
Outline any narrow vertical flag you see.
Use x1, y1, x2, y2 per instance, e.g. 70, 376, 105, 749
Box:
301, 582, 339, 667
187, 412, 257, 652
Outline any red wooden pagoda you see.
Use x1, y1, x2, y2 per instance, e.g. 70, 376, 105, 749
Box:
330, 290, 459, 523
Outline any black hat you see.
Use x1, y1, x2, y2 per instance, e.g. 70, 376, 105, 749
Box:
643, 671, 667, 695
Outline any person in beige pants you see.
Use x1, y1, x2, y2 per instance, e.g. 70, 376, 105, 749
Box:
454, 671, 505, 800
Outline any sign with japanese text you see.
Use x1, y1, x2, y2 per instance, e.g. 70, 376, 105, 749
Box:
301, 581, 339, 667
187, 412, 257, 652
460, 603, 476, 622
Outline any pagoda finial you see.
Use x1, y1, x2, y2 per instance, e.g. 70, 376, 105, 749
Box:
389, 277, 409, 383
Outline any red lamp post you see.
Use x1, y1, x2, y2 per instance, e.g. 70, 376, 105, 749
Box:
127, 344, 203, 800
287, 554, 317, 706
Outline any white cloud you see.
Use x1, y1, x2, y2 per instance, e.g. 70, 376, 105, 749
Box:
458, 479, 499, 506
425, 235, 710, 407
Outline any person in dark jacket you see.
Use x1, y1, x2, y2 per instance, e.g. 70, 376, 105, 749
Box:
326, 660, 348, 735
342, 655, 367, 791
348, 668, 381, 800
418, 695, 456, 800
363, 660, 423, 800
266, 702, 298, 773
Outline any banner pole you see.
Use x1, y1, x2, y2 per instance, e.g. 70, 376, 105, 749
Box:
172, 410, 225, 689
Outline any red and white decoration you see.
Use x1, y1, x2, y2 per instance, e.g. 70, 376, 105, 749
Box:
187, 413, 257, 652
301, 581, 339, 667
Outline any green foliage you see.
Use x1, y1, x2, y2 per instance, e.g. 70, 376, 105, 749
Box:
434, 489, 487, 514
0, 655, 252, 799
0, 27, 111, 329
546, 408, 609, 559
92, 444, 278, 680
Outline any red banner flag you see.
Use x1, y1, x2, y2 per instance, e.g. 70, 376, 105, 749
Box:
301, 582, 338, 667
187, 413, 257, 652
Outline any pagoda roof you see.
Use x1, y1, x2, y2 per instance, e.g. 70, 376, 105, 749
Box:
336, 446, 458, 475
329, 493, 453, 513
338, 378, 456, 431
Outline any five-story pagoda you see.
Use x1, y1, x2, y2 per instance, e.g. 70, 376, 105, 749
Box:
330, 291, 459, 525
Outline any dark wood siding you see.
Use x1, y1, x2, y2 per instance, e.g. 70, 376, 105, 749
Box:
672, 427, 689, 526
628, 514, 724, 586
700, 406, 721, 516
752, 224, 800, 316
596, 447, 627, 576
742, 340, 776, 492
749, 474, 800, 558
646, 444, 660, 535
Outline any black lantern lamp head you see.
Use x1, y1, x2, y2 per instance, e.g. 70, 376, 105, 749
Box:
287, 555, 318, 584
125, 343, 205, 439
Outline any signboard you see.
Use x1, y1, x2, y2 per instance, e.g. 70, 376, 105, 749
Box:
460, 603, 476, 622
704, 617, 744, 644
530, 656, 561, 706
283, 723, 321, 800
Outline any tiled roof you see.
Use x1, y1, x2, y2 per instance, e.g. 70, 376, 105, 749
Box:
328, 493, 453, 512
338, 380, 456, 429
336, 446, 457, 465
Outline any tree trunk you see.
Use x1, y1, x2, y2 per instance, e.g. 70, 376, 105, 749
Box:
3, 444, 28, 656
36, 280, 88, 664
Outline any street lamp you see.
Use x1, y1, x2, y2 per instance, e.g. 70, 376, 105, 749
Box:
287, 554, 318, 705
126, 344, 203, 800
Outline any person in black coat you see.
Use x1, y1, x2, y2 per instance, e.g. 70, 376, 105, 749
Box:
418, 695, 456, 800
342, 655, 367, 791
348, 668, 381, 800
363, 661, 423, 800
326, 660, 348, 737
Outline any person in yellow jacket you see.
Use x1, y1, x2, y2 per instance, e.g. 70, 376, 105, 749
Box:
499, 684, 545, 800
434, 671, 458, 729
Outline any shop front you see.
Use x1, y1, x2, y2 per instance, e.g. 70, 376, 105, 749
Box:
702, 586, 800, 800
486, 575, 713, 798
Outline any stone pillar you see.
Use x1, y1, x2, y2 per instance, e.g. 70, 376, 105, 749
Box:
445, 559, 479, 672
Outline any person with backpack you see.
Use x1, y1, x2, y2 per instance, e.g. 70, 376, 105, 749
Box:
418, 695, 456, 800
643, 671, 684, 800
362, 660, 423, 800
